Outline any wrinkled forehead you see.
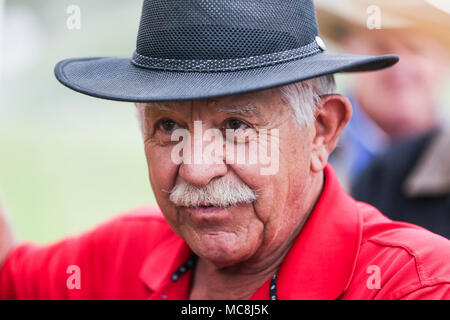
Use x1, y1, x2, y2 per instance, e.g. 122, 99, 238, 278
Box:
138, 87, 284, 117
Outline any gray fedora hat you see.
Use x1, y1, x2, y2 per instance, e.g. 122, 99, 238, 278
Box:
54, 0, 399, 102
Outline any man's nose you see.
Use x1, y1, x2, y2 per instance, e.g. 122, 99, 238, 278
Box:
178, 161, 228, 188
177, 118, 228, 187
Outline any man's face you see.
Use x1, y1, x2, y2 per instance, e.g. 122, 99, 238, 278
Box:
344, 29, 449, 139
138, 89, 318, 268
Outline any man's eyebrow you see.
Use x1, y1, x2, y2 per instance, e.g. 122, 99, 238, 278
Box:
143, 103, 177, 112
142, 102, 261, 117
218, 103, 261, 117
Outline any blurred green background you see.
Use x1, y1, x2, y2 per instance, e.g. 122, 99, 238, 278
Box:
0, 1, 449, 244
0, 0, 155, 243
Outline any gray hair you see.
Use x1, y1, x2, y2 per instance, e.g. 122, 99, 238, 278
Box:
278, 74, 336, 127
136, 74, 335, 133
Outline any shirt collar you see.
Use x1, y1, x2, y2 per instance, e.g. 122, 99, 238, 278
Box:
139, 230, 192, 298
249, 165, 362, 299
275, 164, 362, 299
140, 164, 362, 300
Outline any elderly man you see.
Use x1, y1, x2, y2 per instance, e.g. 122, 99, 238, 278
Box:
1, 0, 449, 300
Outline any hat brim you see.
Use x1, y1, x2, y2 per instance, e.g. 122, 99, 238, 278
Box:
54, 52, 398, 102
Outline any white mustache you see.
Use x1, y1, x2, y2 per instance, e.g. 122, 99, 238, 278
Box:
169, 177, 257, 208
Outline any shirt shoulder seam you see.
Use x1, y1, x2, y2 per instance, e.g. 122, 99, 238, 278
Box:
394, 281, 450, 300
366, 237, 428, 286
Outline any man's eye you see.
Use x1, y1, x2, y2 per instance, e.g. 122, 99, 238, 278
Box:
156, 119, 180, 133
224, 118, 250, 131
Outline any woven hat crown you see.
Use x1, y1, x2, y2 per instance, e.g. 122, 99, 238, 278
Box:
132, 0, 323, 72
54, 0, 398, 102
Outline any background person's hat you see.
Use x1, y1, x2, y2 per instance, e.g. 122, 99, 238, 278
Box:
315, 0, 450, 48
54, 0, 398, 103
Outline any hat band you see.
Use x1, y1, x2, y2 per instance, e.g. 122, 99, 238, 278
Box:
131, 40, 323, 73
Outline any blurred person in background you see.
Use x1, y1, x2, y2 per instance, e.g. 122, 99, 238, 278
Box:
353, 124, 450, 238
316, 0, 450, 238
316, 0, 450, 188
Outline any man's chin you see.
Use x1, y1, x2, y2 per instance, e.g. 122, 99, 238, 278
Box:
191, 231, 254, 268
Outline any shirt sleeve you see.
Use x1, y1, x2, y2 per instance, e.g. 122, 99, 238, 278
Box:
0, 207, 165, 300
400, 284, 450, 300
0, 218, 121, 300
1, 237, 93, 299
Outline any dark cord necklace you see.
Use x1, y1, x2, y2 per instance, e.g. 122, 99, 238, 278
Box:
171, 254, 278, 300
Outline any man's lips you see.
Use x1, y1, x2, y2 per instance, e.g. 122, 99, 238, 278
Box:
180, 204, 233, 220
186, 204, 230, 213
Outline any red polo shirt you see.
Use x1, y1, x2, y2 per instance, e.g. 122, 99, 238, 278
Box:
1, 165, 449, 299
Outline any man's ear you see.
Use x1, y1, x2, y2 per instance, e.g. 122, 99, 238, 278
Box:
310, 94, 352, 173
